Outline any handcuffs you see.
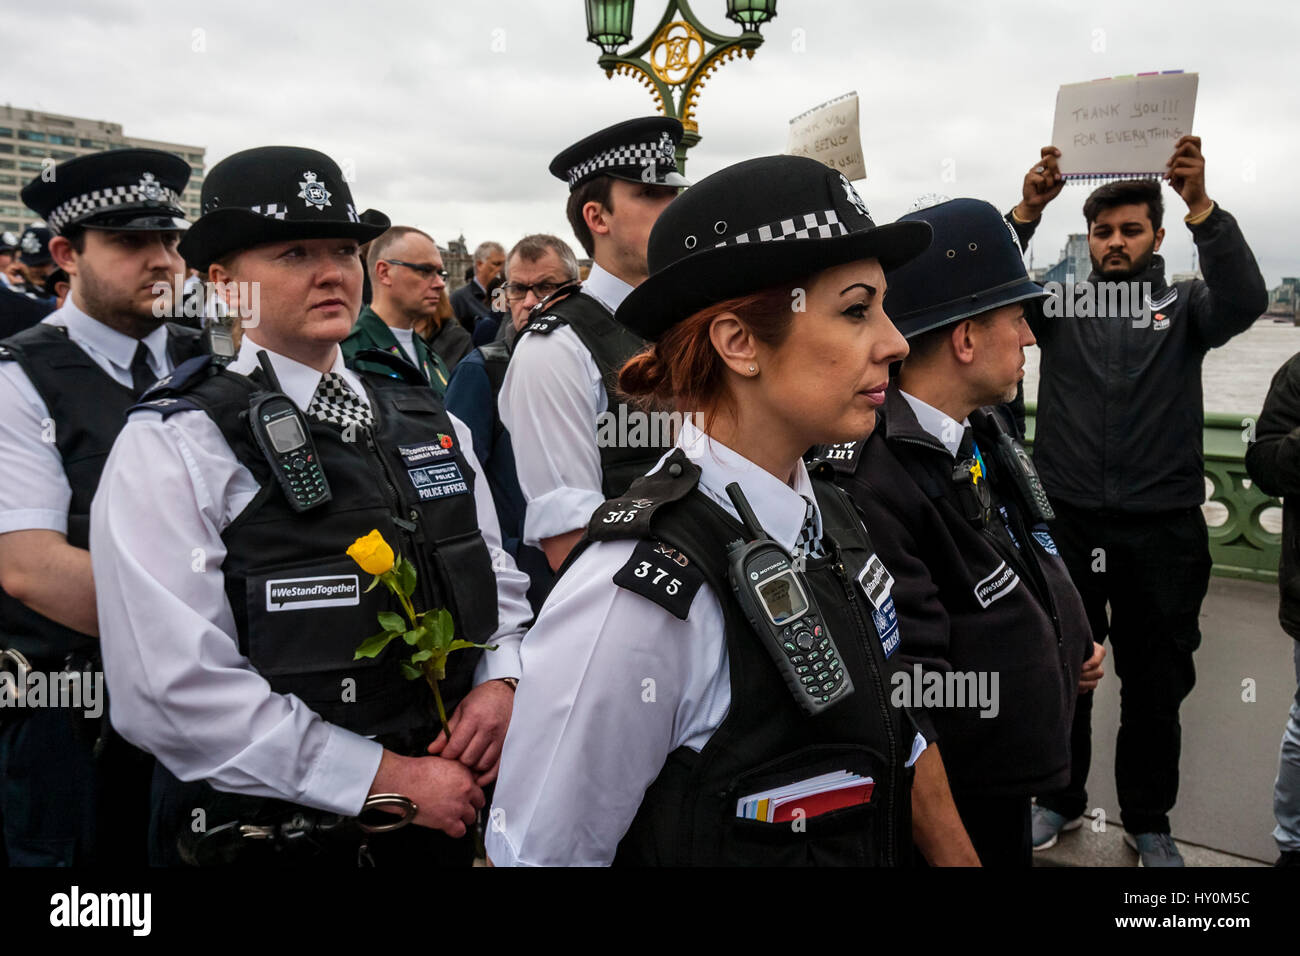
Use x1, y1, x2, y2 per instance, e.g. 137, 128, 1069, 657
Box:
184, 793, 418, 867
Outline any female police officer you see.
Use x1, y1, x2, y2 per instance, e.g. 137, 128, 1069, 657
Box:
90, 146, 532, 866
486, 155, 977, 866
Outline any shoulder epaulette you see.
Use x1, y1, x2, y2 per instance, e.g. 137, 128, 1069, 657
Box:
808, 439, 867, 477
586, 448, 701, 542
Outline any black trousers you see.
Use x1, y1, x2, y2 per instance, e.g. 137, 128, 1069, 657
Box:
1036, 502, 1211, 835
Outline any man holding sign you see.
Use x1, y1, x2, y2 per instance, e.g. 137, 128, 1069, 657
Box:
1010, 135, 1267, 866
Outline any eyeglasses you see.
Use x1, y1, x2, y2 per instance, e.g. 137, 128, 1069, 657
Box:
502, 279, 571, 302
384, 259, 448, 281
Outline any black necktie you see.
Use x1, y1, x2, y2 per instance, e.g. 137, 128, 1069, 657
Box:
130, 342, 158, 396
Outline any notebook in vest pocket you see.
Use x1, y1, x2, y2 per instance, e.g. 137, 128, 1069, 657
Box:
719, 743, 886, 865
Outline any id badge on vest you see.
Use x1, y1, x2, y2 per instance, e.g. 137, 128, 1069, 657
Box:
398, 436, 469, 501
856, 554, 900, 659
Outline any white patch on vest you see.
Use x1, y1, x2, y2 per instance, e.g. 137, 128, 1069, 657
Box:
266, 574, 360, 611
973, 561, 1019, 608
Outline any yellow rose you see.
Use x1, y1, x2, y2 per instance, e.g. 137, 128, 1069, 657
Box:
347, 530, 395, 576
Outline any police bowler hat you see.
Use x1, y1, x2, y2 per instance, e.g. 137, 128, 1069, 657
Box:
617, 155, 931, 341
884, 198, 1046, 339
179, 146, 389, 271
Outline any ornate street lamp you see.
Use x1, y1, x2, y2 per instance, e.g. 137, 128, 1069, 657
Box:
584, 0, 778, 173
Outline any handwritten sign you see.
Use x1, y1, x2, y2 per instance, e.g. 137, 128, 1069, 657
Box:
1050, 71, 1198, 181
787, 91, 866, 180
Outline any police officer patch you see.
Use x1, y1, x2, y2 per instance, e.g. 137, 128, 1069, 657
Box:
857, 553, 900, 658
298, 171, 332, 209
613, 539, 704, 621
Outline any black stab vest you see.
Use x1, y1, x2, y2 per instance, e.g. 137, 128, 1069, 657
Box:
581, 451, 915, 867
0, 322, 202, 665
519, 292, 670, 497
143, 362, 499, 750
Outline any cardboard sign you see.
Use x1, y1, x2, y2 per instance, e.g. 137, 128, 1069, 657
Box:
1050, 71, 1198, 182
787, 91, 866, 180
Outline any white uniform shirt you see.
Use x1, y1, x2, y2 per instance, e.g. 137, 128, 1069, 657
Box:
498, 262, 633, 547
485, 421, 925, 866
90, 336, 531, 818
898, 390, 969, 457
0, 299, 170, 536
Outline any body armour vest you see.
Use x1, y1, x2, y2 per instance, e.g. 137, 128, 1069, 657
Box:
0, 322, 202, 665
138, 356, 499, 751
580, 450, 915, 866
519, 291, 670, 497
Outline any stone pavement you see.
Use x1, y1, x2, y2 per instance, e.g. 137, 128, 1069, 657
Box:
1038, 576, 1293, 865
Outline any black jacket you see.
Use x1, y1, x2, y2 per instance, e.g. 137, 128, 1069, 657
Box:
1018, 206, 1267, 511
1245, 352, 1300, 641
818, 386, 1092, 796
449, 280, 495, 333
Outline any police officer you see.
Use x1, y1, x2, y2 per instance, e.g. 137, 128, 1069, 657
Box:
0, 148, 200, 865
813, 199, 1101, 866
499, 117, 686, 572
488, 155, 961, 866
91, 146, 532, 867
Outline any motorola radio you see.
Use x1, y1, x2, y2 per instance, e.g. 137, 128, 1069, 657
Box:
724, 482, 854, 715
247, 350, 332, 513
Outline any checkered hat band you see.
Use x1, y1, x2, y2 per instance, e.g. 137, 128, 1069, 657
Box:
566, 139, 677, 188
239, 201, 359, 223
714, 209, 848, 247
46, 184, 183, 232
249, 203, 288, 220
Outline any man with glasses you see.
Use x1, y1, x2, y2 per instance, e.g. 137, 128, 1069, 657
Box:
342, 226, 455, 392
445, 234, 582, 612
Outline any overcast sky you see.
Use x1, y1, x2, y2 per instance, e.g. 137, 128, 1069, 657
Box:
4, 0, 1296, 286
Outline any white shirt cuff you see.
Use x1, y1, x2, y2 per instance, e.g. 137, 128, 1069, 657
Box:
304, 726, 385, 817
0, 509, 68, 535
473, 640, 522, 684
522, 486, 606, 546
484, 824, 528, 867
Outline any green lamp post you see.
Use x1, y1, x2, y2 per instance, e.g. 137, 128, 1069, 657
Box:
584, 0, 779, 174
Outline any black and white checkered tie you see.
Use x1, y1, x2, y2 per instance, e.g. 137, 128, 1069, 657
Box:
796, 495, 826, 560
307, 372, 373, 429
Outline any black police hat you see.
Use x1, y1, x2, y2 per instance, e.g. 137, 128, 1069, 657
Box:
617, 155, 931, 341
22, 148, 191, 235
0, 231, 18, 253
42, 267, 68, 298
885, 198, 1046, 339
16, 226, 53, 267
549, 117, 690, 192
178, 146, 389, 271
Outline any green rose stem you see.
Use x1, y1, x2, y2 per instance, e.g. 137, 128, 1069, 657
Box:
385, 572, 451, 742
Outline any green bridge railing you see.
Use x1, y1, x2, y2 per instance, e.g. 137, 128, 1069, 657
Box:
1024, 404, 1281, 583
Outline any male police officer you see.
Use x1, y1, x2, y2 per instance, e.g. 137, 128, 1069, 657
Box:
499, 117, 685, 572
816, 199, 1101, 866
1013, 138, 1268, 865
0, 148, 199, 865
91, 146, 531, 866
